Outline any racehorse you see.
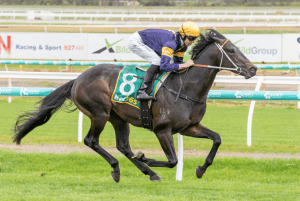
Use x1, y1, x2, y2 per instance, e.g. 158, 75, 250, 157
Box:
13, 30, 256, 182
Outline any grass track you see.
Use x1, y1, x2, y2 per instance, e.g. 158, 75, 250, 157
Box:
0, 150, 299, 200
0, 98, 299, 154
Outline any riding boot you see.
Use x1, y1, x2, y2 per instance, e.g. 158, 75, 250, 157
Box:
136, 64, 160, 101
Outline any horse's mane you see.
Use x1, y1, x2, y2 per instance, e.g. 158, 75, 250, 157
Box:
190, 29, 227, 60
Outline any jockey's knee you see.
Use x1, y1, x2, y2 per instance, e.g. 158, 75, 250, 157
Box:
151, 59, 161, 66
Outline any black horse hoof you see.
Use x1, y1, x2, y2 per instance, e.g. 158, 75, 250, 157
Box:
132, 151, 144, 160
111, 171, 120, 183
150, 174, 162, 181
196, 166, 206, 179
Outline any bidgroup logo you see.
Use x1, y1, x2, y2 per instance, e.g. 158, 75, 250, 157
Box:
93, 38, 131, 54
0, 35, 11, 55
234, 38, 277, 56
297, 37, 300, 43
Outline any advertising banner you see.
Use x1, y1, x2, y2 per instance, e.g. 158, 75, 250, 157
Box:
0, 33, 282, 62
208, 90, 300, 100
224, 34, 282, 62
0, 87, 54, 96
0, 33, 88, 60
87, 34, 142, 61
282, 34, 300, 62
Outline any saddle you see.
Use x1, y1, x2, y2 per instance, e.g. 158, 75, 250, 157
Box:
111, 66, 171, 130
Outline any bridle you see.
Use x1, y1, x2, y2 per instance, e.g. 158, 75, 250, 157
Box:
193, 39, 242, 74
161, 38, 244, 104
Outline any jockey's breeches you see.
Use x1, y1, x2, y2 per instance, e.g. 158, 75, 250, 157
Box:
127, 32, 161, 66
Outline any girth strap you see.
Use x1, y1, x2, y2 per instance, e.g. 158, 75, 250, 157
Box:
159, 80, 204, 104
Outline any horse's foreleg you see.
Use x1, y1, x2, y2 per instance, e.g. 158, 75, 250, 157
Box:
133, 129, 178, 169
84, 116, 120, 183
180, 123, 221, 179
109, 111, 162, 181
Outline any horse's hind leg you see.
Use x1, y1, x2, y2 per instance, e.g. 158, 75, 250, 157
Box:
109, 110, 162, 181
180, 123, 221, 179
84, 116, 121, 183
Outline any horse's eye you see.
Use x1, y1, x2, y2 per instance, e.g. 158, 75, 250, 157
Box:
228, 49, 235, 53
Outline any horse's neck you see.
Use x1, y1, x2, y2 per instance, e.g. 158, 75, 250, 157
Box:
186, 65, 219, 100
166, 44, 220, 101
190, 44, 221, 99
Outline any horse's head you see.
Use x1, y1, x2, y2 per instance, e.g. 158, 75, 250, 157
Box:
190, 29, 257, 79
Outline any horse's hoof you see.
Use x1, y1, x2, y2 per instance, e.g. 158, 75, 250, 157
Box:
132, 151, 144, 160
196, 166, 206, 179
111, 171, 120, 183
150, 174, 162, 181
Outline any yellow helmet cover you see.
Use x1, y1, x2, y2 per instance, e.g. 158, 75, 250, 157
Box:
179, 21, 200, 37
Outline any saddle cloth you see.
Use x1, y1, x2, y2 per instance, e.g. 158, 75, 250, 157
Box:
111, 66, 170, 109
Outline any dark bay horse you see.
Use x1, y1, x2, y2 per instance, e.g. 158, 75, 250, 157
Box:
13, 30, 256, 182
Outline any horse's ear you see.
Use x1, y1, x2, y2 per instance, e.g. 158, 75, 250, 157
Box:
210, 36, 226, 45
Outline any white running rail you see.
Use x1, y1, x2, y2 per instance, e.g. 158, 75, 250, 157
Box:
1, 12, 300, 23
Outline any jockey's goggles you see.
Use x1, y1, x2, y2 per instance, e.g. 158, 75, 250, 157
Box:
187, 35, 197, 41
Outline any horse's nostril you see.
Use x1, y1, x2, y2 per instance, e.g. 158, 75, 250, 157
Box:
250, 66, 256, 72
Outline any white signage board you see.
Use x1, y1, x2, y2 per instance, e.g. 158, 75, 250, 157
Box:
87, 34, 142, 61
0, 33, 283, 62
224, 34, 282, 62
282, 34, 300, 62
0, 33, 88, 60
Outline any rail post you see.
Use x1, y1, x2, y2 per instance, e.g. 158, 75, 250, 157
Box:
247, 77, 263, 147
78, 111, 83, 142
4, 64, 12, 103
176, 133, 183, 181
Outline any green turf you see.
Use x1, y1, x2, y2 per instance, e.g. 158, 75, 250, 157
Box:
0, 98, 299, 154
0, 150, 299, 201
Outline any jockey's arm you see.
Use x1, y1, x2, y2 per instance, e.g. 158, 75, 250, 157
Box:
161, 53, 194, 71
173, 51, 194, 70
161, 41, 194, 71
160, 48, 180, 71
178, 60, 194, 69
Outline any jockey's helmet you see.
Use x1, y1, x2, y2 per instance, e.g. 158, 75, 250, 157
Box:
179, 21, 200, 40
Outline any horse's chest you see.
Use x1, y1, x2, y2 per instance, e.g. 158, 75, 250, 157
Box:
189, 104, 206, 123
152, 102, 206, 128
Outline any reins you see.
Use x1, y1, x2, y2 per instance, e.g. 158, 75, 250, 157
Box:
159, 76, 204, 105
193, 64, 239, 71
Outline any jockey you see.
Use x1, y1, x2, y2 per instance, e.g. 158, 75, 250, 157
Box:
127, 21, 200, 101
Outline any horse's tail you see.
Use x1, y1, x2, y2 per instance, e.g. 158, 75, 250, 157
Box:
13, 79, 76, 144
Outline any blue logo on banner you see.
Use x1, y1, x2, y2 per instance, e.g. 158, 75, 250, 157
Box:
297, 37, 300, 43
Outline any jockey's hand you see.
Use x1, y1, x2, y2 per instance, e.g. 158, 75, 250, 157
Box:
179, 59, 194, 70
